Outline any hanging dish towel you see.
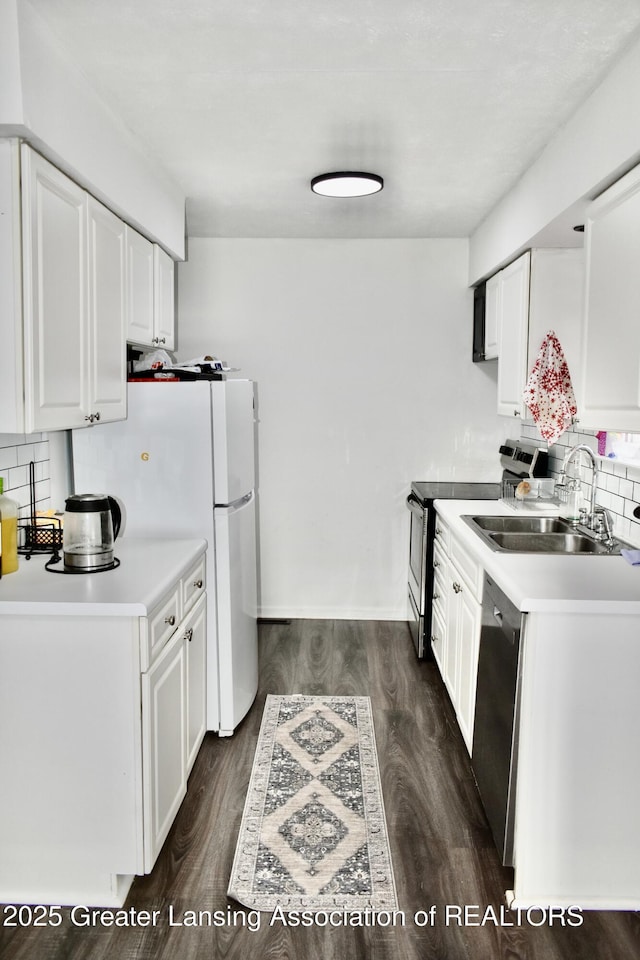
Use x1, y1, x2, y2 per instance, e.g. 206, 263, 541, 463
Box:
522, 330, 577, 445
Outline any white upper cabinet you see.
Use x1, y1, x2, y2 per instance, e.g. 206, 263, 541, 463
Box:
0, 142, 129, 433
87, 196, 127, 424
493, 249, 584, 422
21, 145, 88, 431
154, 245, 176, 350
496, 252, 531, 418
21, 146, 127, 431
580, 164, 640, 430
126, 230, 175, 350
126, 227, 155, 347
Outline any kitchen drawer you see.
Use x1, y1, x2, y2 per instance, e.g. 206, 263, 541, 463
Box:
433, 538, 447, 575
181, 555, 206, 617
449, 531, 483, 601
433, 516, 451, 555
141, 584, 181, 672
430, 605, 446, 675
432, 557, 448, 625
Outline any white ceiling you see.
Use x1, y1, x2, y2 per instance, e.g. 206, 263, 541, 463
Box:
27, 0, 640, 239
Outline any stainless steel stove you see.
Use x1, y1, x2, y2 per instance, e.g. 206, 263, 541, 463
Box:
406, 439, 548, 658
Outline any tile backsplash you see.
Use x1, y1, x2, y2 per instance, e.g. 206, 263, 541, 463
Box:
520, 423, 640, 546
0, 434, 50, 515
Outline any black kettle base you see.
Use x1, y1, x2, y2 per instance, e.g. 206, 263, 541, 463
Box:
45, 554, 120, 574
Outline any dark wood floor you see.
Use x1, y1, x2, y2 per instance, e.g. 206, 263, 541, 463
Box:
2, 620, 639, 960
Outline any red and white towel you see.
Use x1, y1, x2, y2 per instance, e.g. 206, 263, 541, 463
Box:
522, 331, 577, 445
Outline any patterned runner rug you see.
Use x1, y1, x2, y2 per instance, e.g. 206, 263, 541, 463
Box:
228, 694, 398, 913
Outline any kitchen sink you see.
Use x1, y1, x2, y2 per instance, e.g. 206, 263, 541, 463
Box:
462, 515, 629, 555
471, 515, 570, 534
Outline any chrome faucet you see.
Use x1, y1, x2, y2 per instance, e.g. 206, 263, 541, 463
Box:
562, 444, 600, 529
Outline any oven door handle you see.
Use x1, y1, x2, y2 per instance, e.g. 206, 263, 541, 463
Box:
406, 493, 425, 518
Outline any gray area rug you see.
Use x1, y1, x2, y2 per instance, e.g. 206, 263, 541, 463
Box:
228, 694, 398, 913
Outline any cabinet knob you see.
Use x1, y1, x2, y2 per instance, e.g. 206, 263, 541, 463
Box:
430, 635, 439, 644
452, 582, 462, 594
84, 414, 94, 423
193, 578, 203, 589
152, 337, 167, 345
433, 560, 440, 569
513, 410, 520, 417
432, 593, 440, 601
184, 628, 193, 643
164, 614, 176, 626
94, 411, 101, 422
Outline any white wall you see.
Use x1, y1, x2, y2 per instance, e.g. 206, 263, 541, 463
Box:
177, 238, 504, 620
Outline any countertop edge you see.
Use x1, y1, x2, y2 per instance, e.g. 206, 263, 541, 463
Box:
433, 499, 640, 615
0, 538, 208, 616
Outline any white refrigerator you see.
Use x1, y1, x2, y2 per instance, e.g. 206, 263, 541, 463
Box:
71, 379, 259, 735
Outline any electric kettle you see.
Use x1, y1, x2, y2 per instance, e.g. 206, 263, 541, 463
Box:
62, 494, 122, 572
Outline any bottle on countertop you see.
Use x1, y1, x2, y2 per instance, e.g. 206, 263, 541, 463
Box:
560, 477, 583, 523
0, 477, 19, 576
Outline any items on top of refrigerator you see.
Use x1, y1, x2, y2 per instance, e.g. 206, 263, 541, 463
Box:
130, 351, 238, 381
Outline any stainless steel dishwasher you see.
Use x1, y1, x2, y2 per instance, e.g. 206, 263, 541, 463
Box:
471, 573, 523, 867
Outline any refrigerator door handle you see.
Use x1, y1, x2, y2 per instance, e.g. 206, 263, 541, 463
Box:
216, 490, 254, 510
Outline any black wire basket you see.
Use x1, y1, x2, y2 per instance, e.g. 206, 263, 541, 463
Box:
17, 461, 64, 559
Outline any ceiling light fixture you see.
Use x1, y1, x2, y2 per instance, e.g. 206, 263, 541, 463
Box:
310, 171, 384, 198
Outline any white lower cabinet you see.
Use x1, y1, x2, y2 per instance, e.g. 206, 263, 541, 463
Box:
142, 591, 208, 871
0, 554, 206, 907
431, 512, 482, 754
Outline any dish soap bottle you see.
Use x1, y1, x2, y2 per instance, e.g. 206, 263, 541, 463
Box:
0, 477, 19, 575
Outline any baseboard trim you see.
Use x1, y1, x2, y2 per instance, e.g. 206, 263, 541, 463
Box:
257, 606, 406, 621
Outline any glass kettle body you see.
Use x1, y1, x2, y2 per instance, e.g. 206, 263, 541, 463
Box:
63, 494, 122, 572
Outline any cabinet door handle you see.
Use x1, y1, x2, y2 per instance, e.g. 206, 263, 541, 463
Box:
193, 578, 203, 589
452, 582, 462, 594
164, 614, 176, 626
432, 593, 440, 601
94, 411, 101, 422
184, 628, 193, 643
84, 414, 94, 423
433, 560, 439, 569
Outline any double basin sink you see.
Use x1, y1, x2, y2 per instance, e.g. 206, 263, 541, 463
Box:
462, 514, 628, 555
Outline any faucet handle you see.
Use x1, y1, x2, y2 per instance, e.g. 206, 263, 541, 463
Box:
593, 507, 614, 543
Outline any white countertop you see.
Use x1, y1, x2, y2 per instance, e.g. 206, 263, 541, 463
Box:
0, 538, 207, 616
435, 499, 640, 615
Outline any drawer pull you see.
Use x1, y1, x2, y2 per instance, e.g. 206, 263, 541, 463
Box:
452, 582, 462, 594
184, 628, 193, 643
164, 615, 176, 626
193, 578, 203, 589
